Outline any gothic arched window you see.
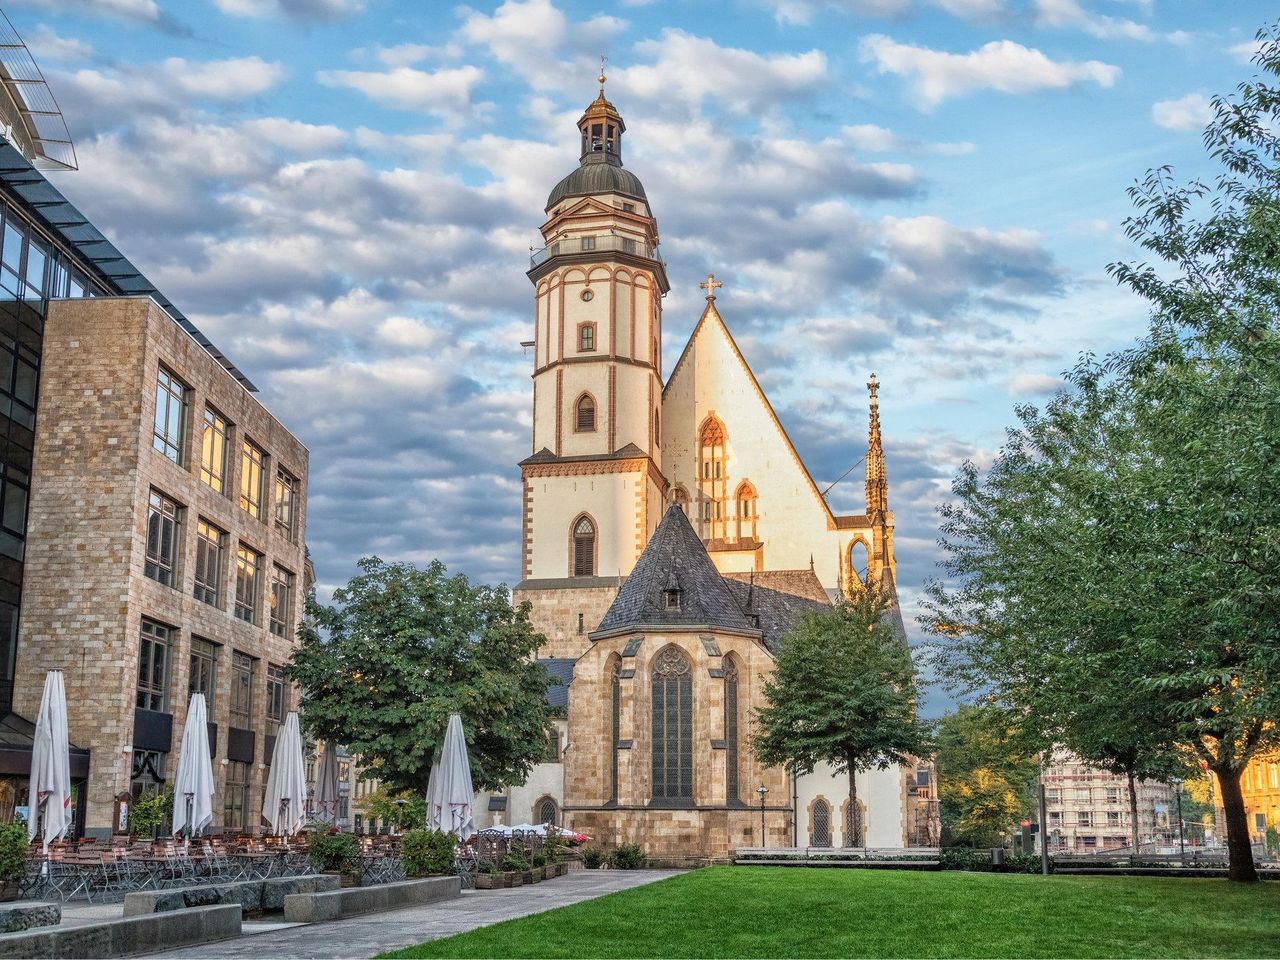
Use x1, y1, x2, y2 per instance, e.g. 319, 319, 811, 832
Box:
843, 799, 866, 847
849, 538, 871, 590
698, 416, 728, 540
654, 408, 660, 448
724, 656, 740, 805
575, 394, 596, 432
608, 656, 621, 803
735, 481, 757, 543
535, 796, 559, 826
572, 515, 596, 577
651, 646, 693, 803
811, 798, 832, 847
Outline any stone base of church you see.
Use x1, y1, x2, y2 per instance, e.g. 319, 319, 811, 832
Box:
565, 807, 793, 865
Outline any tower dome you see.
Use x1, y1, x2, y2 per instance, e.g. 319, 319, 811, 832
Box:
545, 77, 647, 210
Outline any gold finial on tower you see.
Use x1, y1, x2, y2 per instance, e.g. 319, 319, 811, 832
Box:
699, 273, 723, 301
865, 372, 888, 519
598, 53, 608, 94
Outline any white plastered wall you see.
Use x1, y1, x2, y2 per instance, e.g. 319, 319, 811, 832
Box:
526, 467, 644, 579
794, 764, 906, 847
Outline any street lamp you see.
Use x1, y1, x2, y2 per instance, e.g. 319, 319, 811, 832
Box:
1171, 778, 1186, 862
757, 784, 769, 849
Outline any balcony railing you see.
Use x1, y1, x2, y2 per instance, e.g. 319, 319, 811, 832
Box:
530, 234, 659, 268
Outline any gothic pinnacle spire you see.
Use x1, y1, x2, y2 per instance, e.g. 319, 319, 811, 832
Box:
865, 372, 888, 519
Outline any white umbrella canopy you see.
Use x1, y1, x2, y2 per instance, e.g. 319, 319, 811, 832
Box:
262, 712, 309, 836
171, 693, 215, 837
28, 671, 71, 851
314, 741, 341, 823
426, 713, 475, 841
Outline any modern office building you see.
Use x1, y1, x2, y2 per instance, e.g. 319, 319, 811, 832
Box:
0, 22, 310, 836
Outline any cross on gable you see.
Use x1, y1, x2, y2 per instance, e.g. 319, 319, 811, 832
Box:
700, 273, 723, 300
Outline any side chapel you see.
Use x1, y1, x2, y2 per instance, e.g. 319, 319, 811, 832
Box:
478, 75, 933, 861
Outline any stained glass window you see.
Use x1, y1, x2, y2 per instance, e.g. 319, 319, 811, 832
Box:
610, 659, 621, 802
724, 658, 739, 804
651, 646, 693, 802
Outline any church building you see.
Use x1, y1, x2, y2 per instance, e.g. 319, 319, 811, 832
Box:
482, 76, 929, 861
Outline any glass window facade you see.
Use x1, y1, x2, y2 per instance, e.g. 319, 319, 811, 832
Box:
240, 439, 265, 519
274, 469, 298, 541
144, 489, 182, 587
235, 544, 261, 624
199, 407, 230, 494
269, 565, 294, 638
137, 619, 171, 712
193, 519, 224, 607
266, 662, 287, 727
152, 367, 187, 464
189, 637, 217, 702
230, 651, 255, 729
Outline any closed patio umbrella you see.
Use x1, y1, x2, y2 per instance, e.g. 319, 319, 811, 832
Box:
171, 693, 214, 837
262, 712, 308, 836
314, 740, 341, 823
28, 671, 71, 852
426, 713, 475, 841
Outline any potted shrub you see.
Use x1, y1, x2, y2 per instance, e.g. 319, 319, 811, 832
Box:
308, 830, 361, 886
129, 787, 173, 840
402, 829, 456, 878
0, 822, 28, 902
474, 861, 505, 889
532, 853, 548, 881
502, 850, 527, 886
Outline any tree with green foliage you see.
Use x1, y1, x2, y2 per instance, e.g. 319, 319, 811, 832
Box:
924, 23, 1280, 882
363, 786, 427, 831
753, 587, 927, 847
287, 557, 554, 795
935, 705, 1037, 847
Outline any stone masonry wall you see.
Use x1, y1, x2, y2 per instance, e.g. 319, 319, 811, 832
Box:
16, 297, 309, 834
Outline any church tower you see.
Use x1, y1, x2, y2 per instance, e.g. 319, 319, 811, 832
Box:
517, 74, 670, 659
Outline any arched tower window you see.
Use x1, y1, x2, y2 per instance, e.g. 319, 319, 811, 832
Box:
697, 416, 728, 540
535, 796, 559, 826
572, 515, 596, 577
608, 656, 621, 803
653, 408, 660, 448
811, 798, 832, 847
849, 538, 871, 591
724, 655, 740, 805
673, 485, 690, 516
575, 394, 596, 433
578, 322, 596, 352
734, 481, 757, 543
651, 646, 693, 803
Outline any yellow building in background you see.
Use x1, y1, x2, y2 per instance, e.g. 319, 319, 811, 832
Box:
1240, 750, 1280, 846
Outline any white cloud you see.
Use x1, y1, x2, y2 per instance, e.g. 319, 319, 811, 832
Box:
930, 0, 1005, 19
1008, 372, 1065, 394
766, 0, 911, 26
162, 57, 284, 100
843, 123, 974, 155
11, 0, 161, 21
1229, 39, 1263, 64
1151, 92, 1213, 131
241, 117, 346, 154
860, 35, 1120, 108
25, 25, 93, 62
622, 30, 826, 115
1034, 0, 1152, 41
215, 0, 364, 21
317, 65, 485, 118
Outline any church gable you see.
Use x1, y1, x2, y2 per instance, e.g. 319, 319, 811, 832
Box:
662, 296, 849, 580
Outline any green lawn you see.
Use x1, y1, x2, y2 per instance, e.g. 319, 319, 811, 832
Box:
382, 867, 1280, 959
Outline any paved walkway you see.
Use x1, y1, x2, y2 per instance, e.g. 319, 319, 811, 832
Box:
148, 869, 681, 959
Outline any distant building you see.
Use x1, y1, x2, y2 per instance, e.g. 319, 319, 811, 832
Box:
1042, 751, 1176, 852
1238, 750, 1280, 846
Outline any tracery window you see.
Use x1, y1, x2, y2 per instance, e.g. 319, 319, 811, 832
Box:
575, 394, 596, 433
734, 481, 757, 543
609, 657, 621, 803
697, 416, 728, 539
724, 657, 740, 805
651, 646, 693, 803
843, 800, 865, 847
536, 796, 559, 826
810, 798, 832, 847
572, 516, 595, 577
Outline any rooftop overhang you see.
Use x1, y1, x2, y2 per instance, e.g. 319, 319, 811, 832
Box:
0, 12, 76, 172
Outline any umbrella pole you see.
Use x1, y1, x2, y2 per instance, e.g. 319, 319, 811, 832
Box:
185, 795, 194, 840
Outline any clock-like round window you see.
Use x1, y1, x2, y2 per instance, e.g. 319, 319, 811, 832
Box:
581, 289, 594, 302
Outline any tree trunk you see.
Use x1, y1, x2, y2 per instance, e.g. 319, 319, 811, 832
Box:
847, 761, 862, 849
1127, 770, 1140, 854
1215, 764, 1258, 883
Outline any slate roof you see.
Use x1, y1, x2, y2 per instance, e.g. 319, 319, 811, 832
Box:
547, 153, 648, 209
539, 658, 575, 709
519, 443, 647, 467
593, 504, 757, 637
722, 571, 832, 653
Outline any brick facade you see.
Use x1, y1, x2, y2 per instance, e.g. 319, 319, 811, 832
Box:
14, 297, 308, 836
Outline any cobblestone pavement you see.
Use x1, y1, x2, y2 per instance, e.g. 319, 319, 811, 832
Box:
147, 869, 682, 959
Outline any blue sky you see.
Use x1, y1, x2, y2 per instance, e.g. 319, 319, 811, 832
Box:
8, 0, 1271, 713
